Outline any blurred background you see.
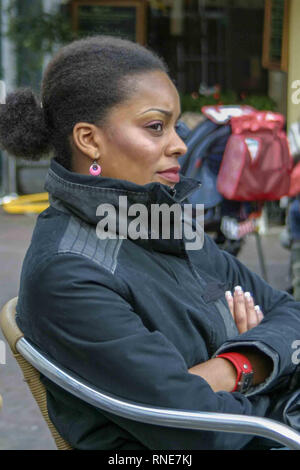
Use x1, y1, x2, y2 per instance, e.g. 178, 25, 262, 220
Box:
0, 0, 299, 449
0, 0, 297, 217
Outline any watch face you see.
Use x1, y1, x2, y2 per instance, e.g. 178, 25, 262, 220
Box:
238, 371, 254, 393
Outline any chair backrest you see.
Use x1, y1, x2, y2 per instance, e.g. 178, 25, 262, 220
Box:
0, 297, 72, 450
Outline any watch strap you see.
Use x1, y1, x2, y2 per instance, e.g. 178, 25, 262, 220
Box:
216, 352, 254, 393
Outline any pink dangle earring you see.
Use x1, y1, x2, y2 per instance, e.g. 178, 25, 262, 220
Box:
89, 158, 102, 176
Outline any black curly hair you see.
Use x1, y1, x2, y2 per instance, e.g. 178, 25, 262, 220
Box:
0, 35, 168, 170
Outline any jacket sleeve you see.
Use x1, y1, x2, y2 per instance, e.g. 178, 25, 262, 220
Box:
203, 234, 300, 396
17, 252, 272, 450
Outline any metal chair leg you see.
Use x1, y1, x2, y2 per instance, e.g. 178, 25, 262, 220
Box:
254, 231, 268, 282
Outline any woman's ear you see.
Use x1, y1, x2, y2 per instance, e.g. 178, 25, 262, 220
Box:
72, 122, 103, 161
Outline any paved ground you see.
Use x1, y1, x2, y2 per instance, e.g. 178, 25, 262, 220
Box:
0, 207, 291, 450
0, 208, 56, 450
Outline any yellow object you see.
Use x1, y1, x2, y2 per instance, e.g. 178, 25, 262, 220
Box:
2, 193, 49, 214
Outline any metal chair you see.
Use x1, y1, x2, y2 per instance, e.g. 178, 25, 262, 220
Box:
0, 297, 72, 450
1, 297, 300, 450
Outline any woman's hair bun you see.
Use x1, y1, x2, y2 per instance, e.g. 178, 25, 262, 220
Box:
0, 88, 52, 160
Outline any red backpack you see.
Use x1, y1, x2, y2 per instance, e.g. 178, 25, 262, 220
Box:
217, 111, 293, 201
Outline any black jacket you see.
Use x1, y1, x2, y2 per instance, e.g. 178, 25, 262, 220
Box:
16, 158, 300, 450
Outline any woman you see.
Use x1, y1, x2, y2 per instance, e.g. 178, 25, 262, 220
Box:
0, 36, 299, 450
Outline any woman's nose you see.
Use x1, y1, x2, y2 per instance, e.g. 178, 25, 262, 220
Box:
167, 129, 188, 157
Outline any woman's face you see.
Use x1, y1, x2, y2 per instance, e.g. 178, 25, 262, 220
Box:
91, 71, 187, 187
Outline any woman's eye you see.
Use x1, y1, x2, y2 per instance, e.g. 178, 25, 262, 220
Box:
148, 122, 163, 132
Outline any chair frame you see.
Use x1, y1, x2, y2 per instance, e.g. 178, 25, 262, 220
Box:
16, 336, 300, 450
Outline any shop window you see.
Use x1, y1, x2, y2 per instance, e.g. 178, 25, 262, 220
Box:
71, 0, 147, 44
262, 0, 289, 72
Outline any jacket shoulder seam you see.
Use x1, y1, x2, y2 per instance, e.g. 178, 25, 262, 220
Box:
58, 214, 123, 274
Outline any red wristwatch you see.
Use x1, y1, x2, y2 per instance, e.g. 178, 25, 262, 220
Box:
216, 352, 254, 393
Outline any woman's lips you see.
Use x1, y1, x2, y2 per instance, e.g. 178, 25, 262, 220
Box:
157, 167, 180, 183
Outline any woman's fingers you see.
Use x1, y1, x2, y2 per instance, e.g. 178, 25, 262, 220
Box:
233, 286, 248, 333
225, 291, 234, 317
244, 291, 259, 330
255, 305, 264, 324
225, 287, 265, 334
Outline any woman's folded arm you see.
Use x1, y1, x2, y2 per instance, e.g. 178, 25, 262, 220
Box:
202, 234, 300, 395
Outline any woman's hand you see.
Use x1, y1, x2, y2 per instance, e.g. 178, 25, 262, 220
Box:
188, 287, 271, 392
225, 286, 264, 334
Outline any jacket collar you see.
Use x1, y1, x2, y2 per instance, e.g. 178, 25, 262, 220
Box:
44, 158, 201, 254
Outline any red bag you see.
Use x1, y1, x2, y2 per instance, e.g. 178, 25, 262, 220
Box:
217, 111, 293, 201
289, 162, 300, 197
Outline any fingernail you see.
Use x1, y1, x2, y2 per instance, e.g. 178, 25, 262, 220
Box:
244, 292, 252, 301
225, 291, 232, 298
254, 305, 264, 318
234, 285, 243, 294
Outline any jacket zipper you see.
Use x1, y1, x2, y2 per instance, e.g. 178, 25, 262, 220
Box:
183, 252, 216, 356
